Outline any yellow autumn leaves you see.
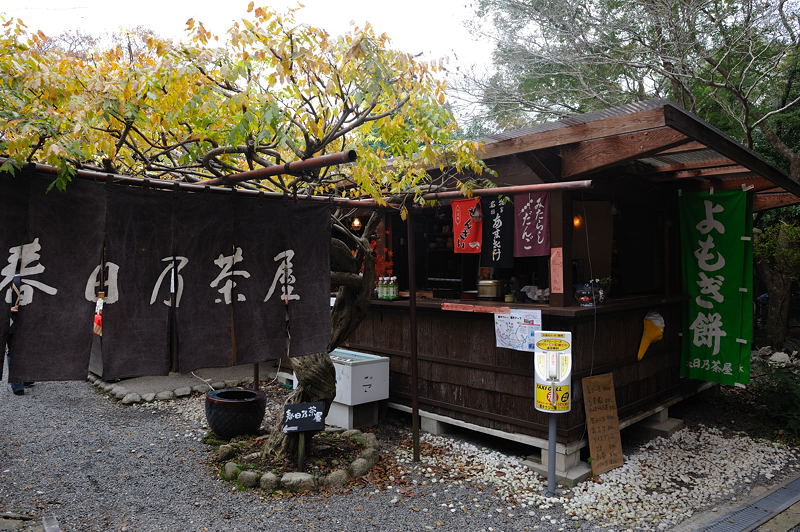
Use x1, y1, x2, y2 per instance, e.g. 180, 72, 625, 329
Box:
0, 6, 486, 200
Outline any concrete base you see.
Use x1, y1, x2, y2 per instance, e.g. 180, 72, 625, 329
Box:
522, 458, 592, 488
394, 402, 591, 486
392, 401, 695, 487
326, 401, 380, 430
638, 409, 685, 438
421, 416, 447, 435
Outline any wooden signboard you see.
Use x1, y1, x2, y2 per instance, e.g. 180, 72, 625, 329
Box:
282, 401, 326, 433
581, 373, 624, 476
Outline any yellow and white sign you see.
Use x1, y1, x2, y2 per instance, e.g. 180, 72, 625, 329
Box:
535, 383, 571, 412
533, 330, 572, 413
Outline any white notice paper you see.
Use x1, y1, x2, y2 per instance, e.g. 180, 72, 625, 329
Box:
494, 309, 542, 351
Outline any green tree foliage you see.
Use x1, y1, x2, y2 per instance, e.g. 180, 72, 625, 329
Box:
461, 0, 800, 183
0, 7, 486, 200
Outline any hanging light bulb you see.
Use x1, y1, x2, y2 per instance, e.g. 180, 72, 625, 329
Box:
351, 217, 362, 231
573, 214, 584, 229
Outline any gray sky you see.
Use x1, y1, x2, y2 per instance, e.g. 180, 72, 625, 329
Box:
2, 0, 492, 71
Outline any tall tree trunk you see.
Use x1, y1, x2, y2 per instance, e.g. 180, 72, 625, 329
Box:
261, 212, 379, 463
757, 260, 791, 348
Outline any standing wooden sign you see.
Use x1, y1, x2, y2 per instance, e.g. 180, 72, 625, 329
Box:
282, 401, 326, 433
581, 373, 623, 476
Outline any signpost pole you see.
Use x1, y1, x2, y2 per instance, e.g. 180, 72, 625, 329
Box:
546, 413, 557, 497
297, 433, 306, 471
407, 209, 421, 462
533, 330, 572, 498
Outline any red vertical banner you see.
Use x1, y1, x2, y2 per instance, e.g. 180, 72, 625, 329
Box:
514, 192, 550, 257
451, 198, 482, 253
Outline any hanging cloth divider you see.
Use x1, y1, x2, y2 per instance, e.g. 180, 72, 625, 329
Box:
10, 173, 105, 382
100, 182, 175, 379
0, 172, 29, 356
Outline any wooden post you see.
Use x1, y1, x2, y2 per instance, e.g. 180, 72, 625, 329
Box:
407, 210, 421, 462
549, 191, 574, 307
297, 433, 306, 471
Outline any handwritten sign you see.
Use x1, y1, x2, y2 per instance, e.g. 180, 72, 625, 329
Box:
581, 373, 623, 476
550, 247, 564, 294
514, 192, 550, 257
282, 401, 326, 433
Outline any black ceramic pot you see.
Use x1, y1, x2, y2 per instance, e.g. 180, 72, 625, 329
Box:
205, 388, 267, 440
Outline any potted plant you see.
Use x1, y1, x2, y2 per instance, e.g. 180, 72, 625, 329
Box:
574, 278, 610, 306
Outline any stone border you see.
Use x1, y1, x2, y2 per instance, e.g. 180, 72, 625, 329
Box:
86, 373, 249, 404
216, 429, 380, 493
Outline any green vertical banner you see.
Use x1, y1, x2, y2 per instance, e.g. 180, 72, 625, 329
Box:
680, 190, 752, 385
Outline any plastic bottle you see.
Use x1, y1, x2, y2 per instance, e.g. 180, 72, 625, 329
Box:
391, 276, 398, 299
378, 277, 386, 299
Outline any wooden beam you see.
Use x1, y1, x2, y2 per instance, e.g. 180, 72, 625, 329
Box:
561, 127, 690, 178
654, 141, 708, 155
548, 191, 573, 307
479, 107, 668, 161
515, 150, 561, 181
646, 157, 737, 174
708, 176, 782, 192
754, 192, 800, 211
663, 104, 800, 197
670, 165, 751, 179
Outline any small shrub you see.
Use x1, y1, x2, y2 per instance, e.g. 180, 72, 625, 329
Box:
749, 361, 800, 435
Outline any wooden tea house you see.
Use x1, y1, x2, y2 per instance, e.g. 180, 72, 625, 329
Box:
344, 100, 800, 482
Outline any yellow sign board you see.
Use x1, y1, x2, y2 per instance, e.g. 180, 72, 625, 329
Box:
534, 383, 571, 412
534, 338, 571, 351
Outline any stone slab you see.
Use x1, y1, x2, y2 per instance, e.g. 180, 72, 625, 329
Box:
521, 458, 592, 488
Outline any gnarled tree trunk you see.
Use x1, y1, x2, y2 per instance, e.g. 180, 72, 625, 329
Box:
261, 212, 379, 462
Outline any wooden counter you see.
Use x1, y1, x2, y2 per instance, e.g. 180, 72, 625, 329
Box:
344, 294, 690, 443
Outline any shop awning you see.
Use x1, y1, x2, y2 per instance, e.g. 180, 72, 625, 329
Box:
474, 99, 800, 212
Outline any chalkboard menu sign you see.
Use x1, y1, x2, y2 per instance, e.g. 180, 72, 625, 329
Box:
282, 401, 326, 433
581, 373, 624, 476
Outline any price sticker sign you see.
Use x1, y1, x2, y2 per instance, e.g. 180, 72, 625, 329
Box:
533, 331, 572, 413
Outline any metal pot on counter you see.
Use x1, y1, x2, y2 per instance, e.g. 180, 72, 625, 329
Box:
478, 280, 505, 300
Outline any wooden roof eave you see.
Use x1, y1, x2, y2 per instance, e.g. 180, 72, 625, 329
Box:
477, 106, 668, 162
470, 101, 800, 212
662, 104, 800, 198
754, 192, 800, 211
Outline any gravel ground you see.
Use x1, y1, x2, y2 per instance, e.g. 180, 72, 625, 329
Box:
1, 369, 799, 532
0, 376, 574, 532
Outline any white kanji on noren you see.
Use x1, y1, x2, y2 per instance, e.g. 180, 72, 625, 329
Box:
689, 311, 727, 356
695, 272, 725, 309
694, 235, 726, 272
695, 200, 725, 235
84, 262, 120, 304
210, 247, 250, 304
0, 238, 58, 305
264, 249, 300, 303
150, 256, 188, 307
